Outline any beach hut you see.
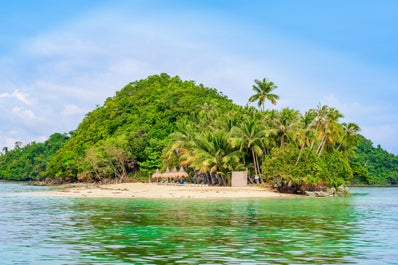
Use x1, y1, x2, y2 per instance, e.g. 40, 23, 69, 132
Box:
169, 167, 178, 182
161, 167, 171, 182
176, 166, 188, 179
151, 169, 162, 182
174, 166, 188, 184
161, 167, 180, 183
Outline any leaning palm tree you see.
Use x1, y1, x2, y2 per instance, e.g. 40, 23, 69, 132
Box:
315, 106, 344, 156
230, 118, 267, 179
337, 123, 360, 148
336, 122, 361, 158
162, 120, 197, 167
272, 108, 301, 149
180, 130, 243, 186
295, 110, 317, 165
248, 78, 280, 111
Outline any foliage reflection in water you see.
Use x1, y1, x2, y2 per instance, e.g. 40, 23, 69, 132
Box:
1, 184, 398, 264
54, 197, 358, 264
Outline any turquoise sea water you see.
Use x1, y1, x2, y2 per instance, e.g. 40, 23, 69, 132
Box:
0, 183, 397, 264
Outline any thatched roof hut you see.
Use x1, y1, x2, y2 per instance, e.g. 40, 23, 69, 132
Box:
176, 166, 188, 178
151, 169, 162, 179
153, 167, 188, 182
166, 167, 178, 178
161, 167, 172, 179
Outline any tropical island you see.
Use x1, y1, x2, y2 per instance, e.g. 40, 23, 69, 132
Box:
1, 74, 397, 196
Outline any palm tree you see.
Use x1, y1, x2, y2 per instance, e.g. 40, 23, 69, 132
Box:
315, 106, 344, 156
337, 122, 361, 158
248, 78, 279, 111
262, 109, 280, 151
2, 146, 8, 154
162, 120, 197, 167
180, 130, 243, 186
295, 110, 317, 165
230, 117, 267, 180
272, 108, 300, 149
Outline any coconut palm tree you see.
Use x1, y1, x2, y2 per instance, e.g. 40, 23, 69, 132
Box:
180, 130, 243, 186
337, 122, 361, 158
295, 110, 317, 165
230, 117, 267, 179
248, 78, 279, 111
315, 106, 344, 156
2, 146, 8, 154
162, 120, 197, 167
272, 108, 301, 149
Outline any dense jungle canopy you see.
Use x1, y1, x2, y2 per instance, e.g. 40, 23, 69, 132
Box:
0, 74, 397, 189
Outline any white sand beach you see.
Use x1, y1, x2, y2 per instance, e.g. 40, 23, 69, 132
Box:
39, 182, 294, 199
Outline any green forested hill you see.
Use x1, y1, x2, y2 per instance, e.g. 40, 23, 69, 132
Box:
43, 73, 235, 182
1, 73, 397, 188
0, 133, 70, 180
351, 135, 398, 184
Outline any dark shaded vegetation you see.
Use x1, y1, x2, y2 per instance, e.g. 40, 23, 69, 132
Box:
350, 135, 398, 185
0, 133, 70, 181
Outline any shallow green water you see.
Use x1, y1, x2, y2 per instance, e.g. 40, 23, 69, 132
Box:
0, 183, 397, 264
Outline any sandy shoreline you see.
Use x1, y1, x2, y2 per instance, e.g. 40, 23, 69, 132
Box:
34, 182, 295, 199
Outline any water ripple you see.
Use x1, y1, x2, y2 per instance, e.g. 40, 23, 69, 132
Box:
1, 184, 398, 264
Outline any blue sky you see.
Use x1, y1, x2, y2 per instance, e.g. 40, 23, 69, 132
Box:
1, 0, 397, 154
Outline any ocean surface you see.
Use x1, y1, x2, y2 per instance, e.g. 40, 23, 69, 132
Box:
0, 183, 397, 265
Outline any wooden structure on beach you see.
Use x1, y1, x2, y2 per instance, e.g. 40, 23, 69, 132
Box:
231, 171, 247, 187
151, 167, 188, 183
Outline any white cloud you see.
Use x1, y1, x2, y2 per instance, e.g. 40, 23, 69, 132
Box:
13, 90, 32, 105
0, 90, 31, 105
0, 3, 397, 154
11, 107, 36, 120
0, 135, 20, 150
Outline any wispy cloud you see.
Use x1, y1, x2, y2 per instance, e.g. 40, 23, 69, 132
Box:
0, 90, 31, 105
11, 107, 36, 120
0, 1, 397, 154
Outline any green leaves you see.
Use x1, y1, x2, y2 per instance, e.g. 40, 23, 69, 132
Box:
351, 135, 398, 184
81, 136, 135, 182
2, 73, 395, 188
0, 133, 70, 181
262, 145, 352, 192
44, 73, 234, 181
248, 78, 279, 111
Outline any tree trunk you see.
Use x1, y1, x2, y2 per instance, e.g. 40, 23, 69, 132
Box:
316, 133, 327, 156
204, 173, 210, 185
209, 172, 216, 185
336, 134, 346, 151
295, 143, 305, 166
218, 174, 227, 186
251, 149, 258, 177
254, 153, 262, 182
248, 176, 255, 184
256, 153, 262, 176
